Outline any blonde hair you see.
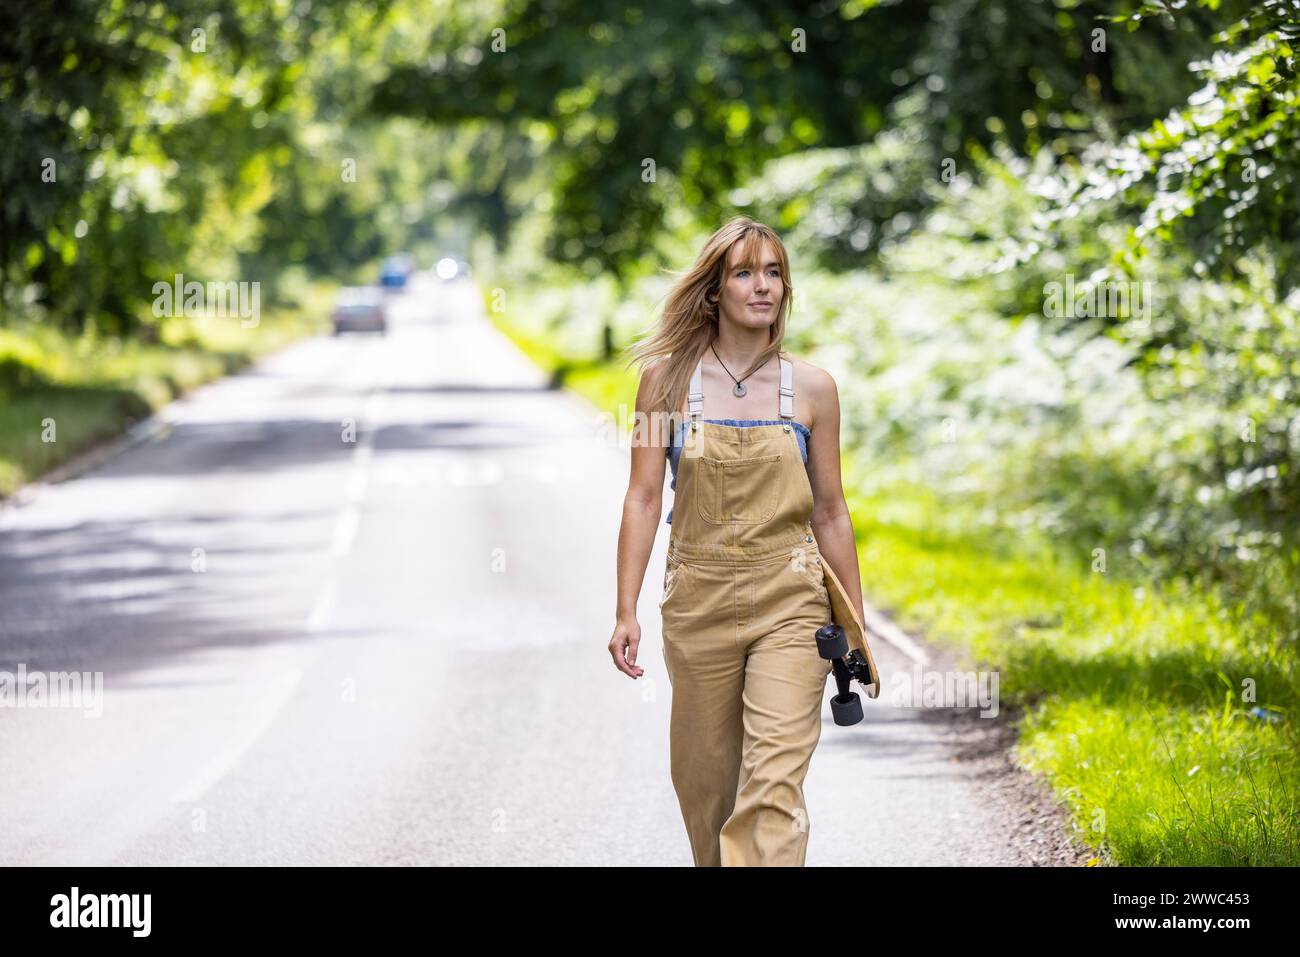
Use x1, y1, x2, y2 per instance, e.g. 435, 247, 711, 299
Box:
623, 216, 794, 421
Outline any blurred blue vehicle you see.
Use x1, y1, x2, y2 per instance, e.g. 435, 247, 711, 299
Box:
379, 253, 415, 289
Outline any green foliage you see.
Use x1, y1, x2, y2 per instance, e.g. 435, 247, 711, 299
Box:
740, 97, 939, 270
785, 152, 1299, 625
1053, 0, 1300, 297
1, 0, 337, 332
0, 0, 472, 334
374, 0, 1229, 278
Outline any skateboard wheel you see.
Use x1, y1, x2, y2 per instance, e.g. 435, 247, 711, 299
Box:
830, 691, 864, 726
816, 623, 849, 659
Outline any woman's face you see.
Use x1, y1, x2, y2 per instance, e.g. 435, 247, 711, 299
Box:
716, 238, 784, 330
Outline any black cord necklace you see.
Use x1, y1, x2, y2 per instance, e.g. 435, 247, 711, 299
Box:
710, 342, 759, 397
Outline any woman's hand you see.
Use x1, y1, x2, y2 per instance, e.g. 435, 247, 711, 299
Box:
608, 617, 645, 678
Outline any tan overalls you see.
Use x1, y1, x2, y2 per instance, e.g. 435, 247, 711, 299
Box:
659, 353, 833, 867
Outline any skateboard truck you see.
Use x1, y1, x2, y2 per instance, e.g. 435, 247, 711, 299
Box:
816, 623, 871, 725
812, 555, 883, 725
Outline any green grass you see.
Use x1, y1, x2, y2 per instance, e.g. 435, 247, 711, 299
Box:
491, 299, 1300, 867
844, 469, 1298, 866
0, 287, 331, 497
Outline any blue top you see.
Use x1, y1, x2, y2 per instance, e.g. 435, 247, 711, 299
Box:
666, 419, 812, 524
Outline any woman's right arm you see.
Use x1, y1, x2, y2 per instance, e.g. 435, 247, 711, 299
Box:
607, 360, 670, 678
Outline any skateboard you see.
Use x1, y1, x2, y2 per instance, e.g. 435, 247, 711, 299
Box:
815, 557, 882, 725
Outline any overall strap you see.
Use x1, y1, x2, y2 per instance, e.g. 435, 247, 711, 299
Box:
778, 356, 794, 418
687, 356, 705, 421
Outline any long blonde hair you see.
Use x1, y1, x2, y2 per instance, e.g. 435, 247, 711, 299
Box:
623, 216, 795, 420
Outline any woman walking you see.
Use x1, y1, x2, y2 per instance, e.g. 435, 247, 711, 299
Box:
609, 216, 870, 867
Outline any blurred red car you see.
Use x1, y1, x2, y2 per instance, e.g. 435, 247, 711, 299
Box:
331, 286, 387, 335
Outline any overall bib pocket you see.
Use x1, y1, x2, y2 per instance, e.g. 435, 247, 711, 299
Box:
696, 453, 784, 525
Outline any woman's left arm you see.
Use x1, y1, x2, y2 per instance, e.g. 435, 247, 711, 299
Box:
804, 367, 866, 624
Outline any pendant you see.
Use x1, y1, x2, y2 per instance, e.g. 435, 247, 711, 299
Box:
732, 381, 747, 397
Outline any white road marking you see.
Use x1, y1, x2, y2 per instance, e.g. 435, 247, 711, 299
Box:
330, 505, 361, 557
306, 574, 338, 633
168, 343, 392, 807
170, 666, 304, 804
345, 464, 369, 503
861, 602, 931, 664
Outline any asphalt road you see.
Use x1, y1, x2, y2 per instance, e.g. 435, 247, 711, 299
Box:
0, 273, 1057, 865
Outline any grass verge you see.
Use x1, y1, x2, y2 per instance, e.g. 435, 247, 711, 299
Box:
0, 286, 331, 497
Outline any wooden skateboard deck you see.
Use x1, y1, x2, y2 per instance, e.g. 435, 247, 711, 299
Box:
821, 557, 883, 699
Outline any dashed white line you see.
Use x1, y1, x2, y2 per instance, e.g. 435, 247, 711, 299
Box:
345, 464, 369, 504
330, 504, 360, 557
305, 575, 338, 633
